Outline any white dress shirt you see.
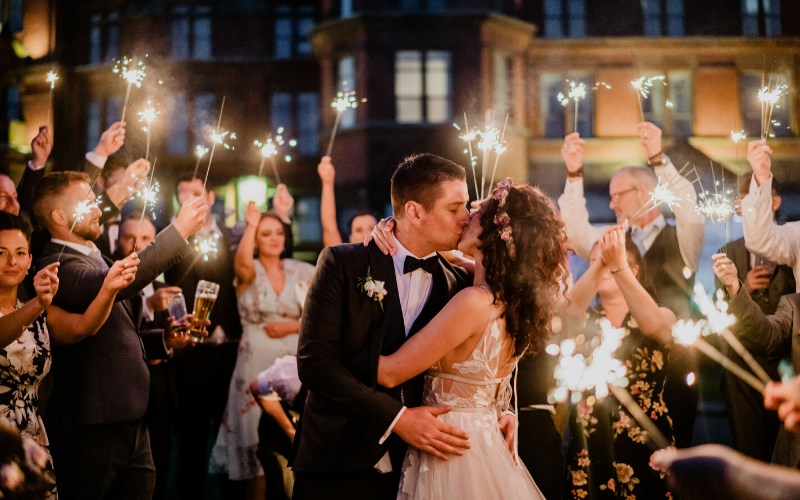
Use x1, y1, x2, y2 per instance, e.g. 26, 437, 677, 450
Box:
557, 159, 706, 271
376, 234, 438, 464
742, 174, 800, 291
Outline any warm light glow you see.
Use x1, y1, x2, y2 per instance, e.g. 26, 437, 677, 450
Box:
331, 91, 358, 112
686, 372, 695, 386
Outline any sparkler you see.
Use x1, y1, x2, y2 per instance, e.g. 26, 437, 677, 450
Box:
758, 83, 788, 141
626, 163, 696, 227
454, 113, 479, 199
202, 96, 226, 192
46, 71, 58, 124
476, 111, 509, 199
113, 57, 146, 123
558, 81, 587, 134
326, 91, 357, 157
137, 102, 159, 160
57, 197, 102, 261
192, 145, 209, 180
731, 130, 746, 143
134, 158, 158, 254
255, 127, 296, 184
631, 75, 665, 122
193, 233, 220, 262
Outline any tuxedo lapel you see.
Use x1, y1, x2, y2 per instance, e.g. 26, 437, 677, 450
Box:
366, 244, 404, 386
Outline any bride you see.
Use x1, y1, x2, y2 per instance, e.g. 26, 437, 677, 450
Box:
376, 179, 570, 499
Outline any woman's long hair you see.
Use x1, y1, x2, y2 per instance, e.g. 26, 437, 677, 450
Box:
478, 182, 570, 357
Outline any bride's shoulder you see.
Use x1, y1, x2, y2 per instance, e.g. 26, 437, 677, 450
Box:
450, 286, 494, 310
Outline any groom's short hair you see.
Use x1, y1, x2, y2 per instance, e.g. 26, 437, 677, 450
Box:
391, 154, 465, 218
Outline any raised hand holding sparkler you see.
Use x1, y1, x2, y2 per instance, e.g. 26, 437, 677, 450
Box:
30, 126, 52, 171
46, 71, 58, 125
113, 57, 146, 123
631, 75, 665, 122
561, 132, 585, 181
747, 139, 773, 187
326, 91, 357, 158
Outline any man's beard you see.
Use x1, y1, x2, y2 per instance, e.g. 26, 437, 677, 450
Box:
73, 220, 101, 242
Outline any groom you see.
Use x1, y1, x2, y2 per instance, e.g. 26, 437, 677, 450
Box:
292, 154, 482, 499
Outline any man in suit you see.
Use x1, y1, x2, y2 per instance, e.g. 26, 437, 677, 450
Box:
33, 170, 208, 500
717, 172, 795, 462
714, 255, 800, 469
292, 154, 508, 499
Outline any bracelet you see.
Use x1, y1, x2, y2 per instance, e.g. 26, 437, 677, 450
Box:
567, 167, 584, 178
647, 150, 663, 161
610, 264, 629, 274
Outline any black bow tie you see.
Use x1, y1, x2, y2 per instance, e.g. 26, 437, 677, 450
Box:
403, 255, 438, 275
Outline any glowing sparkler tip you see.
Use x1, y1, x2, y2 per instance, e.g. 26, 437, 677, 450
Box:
195, 145, 209, 158
731, 130, 746, 143
46, 71, 59, 89
331, 91, 358, 112
137, 103, 159, 124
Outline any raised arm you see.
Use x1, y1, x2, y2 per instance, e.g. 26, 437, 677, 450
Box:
564, 254, 605, 319
235, 201, 260, 290
378, 288, 491, 388
318, 156, 343, 247
47, 254, 138, 345
0, 263, 58, 349
557, 133, 607, 261
600, 226, 675, 344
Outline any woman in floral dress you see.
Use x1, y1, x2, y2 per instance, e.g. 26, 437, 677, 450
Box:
0, 212, 139, 499
209, 204, 315, 499
562, 226, 677, 500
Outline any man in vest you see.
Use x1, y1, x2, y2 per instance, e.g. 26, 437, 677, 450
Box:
558, 122, 706, 448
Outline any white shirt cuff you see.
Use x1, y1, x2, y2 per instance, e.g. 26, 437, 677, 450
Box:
378, 406, 407, 445
563, 177, 584, 197
27, 160, 45, 171
85, 152, 108, 169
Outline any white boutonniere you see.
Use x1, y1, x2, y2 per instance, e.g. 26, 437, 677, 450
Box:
358, 267, 387, 311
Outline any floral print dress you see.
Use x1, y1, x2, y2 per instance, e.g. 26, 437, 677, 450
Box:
0, 307, 57, 499
565, 309, 675, 500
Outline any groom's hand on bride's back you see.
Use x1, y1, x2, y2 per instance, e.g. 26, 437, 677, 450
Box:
393, 406, 470, 460
364, 216, 397, 255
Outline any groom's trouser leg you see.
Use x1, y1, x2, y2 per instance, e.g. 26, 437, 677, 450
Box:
518, 411, 565, 500
293, 469, 401, 500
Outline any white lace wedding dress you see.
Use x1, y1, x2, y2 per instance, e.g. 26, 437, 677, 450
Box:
398, 287, 545, 500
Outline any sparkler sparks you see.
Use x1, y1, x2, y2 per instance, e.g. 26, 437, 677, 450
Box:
757, 84, 788, 106
255, 127, 296, 182
696, 193, 736, 219
731, 130, 746, 143
193, 233, 220, 262
113, 57, 147, 88
331, 91, 358, 112
210, 130, 236, 150
758, 82, 789, 141
631, 75, 665, 99
46, 71, 58, 89
72, 199, 101, 224
195, 145, 209, 159
650, 180, 683, 211
557, 81, 587, 107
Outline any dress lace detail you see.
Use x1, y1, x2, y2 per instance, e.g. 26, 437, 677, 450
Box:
398, 287, 545, 500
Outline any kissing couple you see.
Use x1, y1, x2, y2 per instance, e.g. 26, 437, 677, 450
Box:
290, 153, 570, 499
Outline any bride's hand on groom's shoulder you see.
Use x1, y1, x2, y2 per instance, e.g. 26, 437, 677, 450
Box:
393, 406, 470, 461
364, 217, 396, 255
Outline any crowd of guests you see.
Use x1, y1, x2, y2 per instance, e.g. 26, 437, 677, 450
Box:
1, 113, 800, 500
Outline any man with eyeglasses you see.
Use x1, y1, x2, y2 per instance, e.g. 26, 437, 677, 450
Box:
557, 122, 706, 449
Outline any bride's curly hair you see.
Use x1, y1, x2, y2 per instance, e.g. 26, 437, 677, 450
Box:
478, 182, 570, 358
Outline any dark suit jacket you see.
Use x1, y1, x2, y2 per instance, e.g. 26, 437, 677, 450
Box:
290, 242, 471, 473
644, 224, 694, 319
16, 163, 46, 226
729, 290, 800, 468
38, 224, 192, 432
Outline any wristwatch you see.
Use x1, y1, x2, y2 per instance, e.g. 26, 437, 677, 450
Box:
567, 167, 584, 178
648, 153, 670, 168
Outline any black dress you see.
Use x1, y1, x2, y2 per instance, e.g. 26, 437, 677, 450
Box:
565, 309, 676, 500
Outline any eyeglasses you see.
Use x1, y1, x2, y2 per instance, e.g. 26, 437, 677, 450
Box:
609, 187, 638, 203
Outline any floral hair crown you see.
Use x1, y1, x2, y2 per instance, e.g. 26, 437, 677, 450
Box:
492, 178, 516, 260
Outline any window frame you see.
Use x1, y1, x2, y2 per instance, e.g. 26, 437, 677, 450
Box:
394, 50, 451, 124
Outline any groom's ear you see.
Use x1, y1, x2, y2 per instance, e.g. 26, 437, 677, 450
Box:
404, 200, 424, 225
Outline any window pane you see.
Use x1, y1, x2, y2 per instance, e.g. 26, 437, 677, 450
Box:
297, 92, 320, 155
574, 76, 593, 138
341, 0, 353, 17
193, 17, 212, 60
168, 94, 189, 154
541, 74, 565, 139
645, 18, 661, 37
395, 51, 423, 123
767, 73, 791, 138
170, 18, 190, 59
106, 25, 119, 61
668, 71, 692, 137
426, 51, 450, 123
90, 25, 102, 64
106, 97, 122, 128
9, 0, 23, 32
338, 56, 356, 128
297, 17, 315, 56
87, 101, 102, 153
493, 53, 510, 117
544, 19, 563, 38
742, 16, 758, 37
544, 0, 563, 15
641, 72, 666, 130
6, 87, 21, 121
194, 93, 216, 145
275, 18, 293, 59
766, 15, 781, 37
271, 92, 293, 133
739, 73, 761, 137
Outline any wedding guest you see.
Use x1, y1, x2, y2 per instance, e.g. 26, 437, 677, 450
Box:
0, 211, 140, 499
558, 122, 705, 448
33, 170, 207, 500
209, 202, 314, 500
765, 376, 800, 434
716, 172, 793, 463
94, 156, 136, 258
563, 226, 676, 500
318, 156, 378, 246
0, 422, 52, 500
742, 139, 800, 292
114, 214, 183, 500
714, 254, 800, 468
12, 126, 53, 222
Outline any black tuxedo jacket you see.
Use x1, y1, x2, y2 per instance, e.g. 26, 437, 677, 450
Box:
38, 225, 192, 432
290, 242, 471, 473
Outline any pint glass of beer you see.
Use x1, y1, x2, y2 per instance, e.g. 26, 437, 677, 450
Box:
190, 280, 219, 342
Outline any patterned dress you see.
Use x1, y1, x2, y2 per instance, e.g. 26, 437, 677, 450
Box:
0, 307, 57, 499
209, 259, 315, 480
565, 309, 675, 500
398, 286, 545, 500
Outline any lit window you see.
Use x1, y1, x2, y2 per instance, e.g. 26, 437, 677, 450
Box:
543, 0, 563, 38
567, 0, 586, 38
170, 16, 190, 60
271, 92, 293, 133
297, 92, 320, 155
8, 0, 23, 33
341, 0, 353, 17
7, 87, 21, 121
668, 71, 692, 137
168, 94, 189, 154
541, 74, 565, 138
296, 197, 322, 243
643, 0, 684, 36
274, 5, 316, 59
742, 0, 781, 37
544, 0, 585, 38
171, 6, 212, 61
338, 56, 356, 128
89, 15, 102, 64
274, 18, 293, 59
740, 72, 791, 138
193, 16, 212, 60
87, 101, 102, 153
106, 12, 120, 61
394, 51, 450, 124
